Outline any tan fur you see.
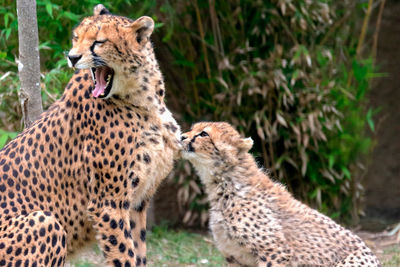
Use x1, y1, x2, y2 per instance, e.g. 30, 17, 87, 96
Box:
0, 5, 180, 267
181, 122, 380, 267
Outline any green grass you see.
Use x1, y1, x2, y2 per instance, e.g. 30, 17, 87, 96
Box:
381, 246, 400, 267
147, 226, 225, 266
67, 225, 225, 267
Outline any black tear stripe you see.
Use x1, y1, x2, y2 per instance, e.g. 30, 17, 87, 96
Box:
190, 133, 219, 152
113, 43, 123, 55
90, 41, 107, 67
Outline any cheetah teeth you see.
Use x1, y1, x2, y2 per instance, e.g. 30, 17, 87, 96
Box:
105, 74, 111, 87
90, 68, 96, 84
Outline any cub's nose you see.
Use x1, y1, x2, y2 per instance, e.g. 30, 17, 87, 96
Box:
181, 135, 188, 141
68, 54, 82, 67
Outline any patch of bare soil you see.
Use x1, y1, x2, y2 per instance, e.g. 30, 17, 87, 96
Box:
357, 223, 400, 265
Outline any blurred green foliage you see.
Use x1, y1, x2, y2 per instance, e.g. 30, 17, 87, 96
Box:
0, 0, 378, 224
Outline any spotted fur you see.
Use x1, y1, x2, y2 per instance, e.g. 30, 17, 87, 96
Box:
181, 122, 380, 267
0, 5, 180, 267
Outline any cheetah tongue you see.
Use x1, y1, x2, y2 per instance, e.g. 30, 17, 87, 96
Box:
92, 67, 108, 98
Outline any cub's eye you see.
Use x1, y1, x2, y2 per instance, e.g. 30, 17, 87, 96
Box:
199, 131, 209, 137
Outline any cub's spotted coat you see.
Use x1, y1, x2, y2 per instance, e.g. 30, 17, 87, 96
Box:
182, 122, 380, 267
0, 5, 180, 267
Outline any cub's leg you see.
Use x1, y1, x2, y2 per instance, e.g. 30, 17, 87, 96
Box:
225, 255, 250, 267
256, 249, 291, 267
336, 247, 381, 267
0, 211, 67, 266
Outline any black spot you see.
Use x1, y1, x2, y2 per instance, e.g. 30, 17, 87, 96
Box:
131, 177, 139, 187
3, 164, 9, 172
39, 227, 46, 237
113, 259, 122, 267
143, 154, 151, 164
118, 243, 126, 253
109, 235, 118, 246
140, 229, 146, 241
102, 214, 110, 222
136, 256, 141, 266
135, 201, 145, 212
110, 219, 117, 229
122, 201, 130, 210
40, 243, 46, 254
51, 234, 57, 247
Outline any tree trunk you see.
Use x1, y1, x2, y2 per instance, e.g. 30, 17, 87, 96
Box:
16, 0, 43, 128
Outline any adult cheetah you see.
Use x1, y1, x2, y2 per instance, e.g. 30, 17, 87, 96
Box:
0, 5, 180, 267
181, 122, 380, 267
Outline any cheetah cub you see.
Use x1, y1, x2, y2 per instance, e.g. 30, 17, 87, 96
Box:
181, 122, 380, 267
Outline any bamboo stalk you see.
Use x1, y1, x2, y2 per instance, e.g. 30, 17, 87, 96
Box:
320, 10, 352, 47
193, 1, 215, 102
372, 0, 386, 62
347, 0, 374, 88
356, 0, 374, 57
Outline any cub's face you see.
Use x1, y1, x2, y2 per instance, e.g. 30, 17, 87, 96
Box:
67, 4, 154, 99
181, 122, 253, 168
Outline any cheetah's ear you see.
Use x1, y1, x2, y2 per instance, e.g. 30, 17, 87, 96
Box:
132, 16, 154, 44
93, 4, 110, 16
237, 137, 253, 153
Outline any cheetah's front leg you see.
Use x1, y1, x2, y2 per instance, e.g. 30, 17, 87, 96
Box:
129, 200, 148, 266
88, 200, 139, 267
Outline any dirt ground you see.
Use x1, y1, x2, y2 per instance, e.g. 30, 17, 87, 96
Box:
357, 226, 400, 266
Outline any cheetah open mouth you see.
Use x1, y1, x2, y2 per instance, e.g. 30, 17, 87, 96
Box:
90, 66, 114, 98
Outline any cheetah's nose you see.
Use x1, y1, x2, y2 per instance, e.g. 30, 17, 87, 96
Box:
181, 135, 187, 141
68, 54, 82, 67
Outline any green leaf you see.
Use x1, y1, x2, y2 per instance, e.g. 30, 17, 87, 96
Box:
0, 134, 8, 149
8, 132, 18, 139
4, 13, 8, 28
342, 166, 351, 179
5, 28, 11, 40
328, 155, 335, 169
62, 11, 79, 22
46, 3, 53, 18
0, 51, 7, 60
154, 22, 164, 29
366, 109, 374, 132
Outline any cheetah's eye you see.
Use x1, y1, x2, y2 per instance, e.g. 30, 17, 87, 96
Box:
199, 131, 209, 137
93, 39, 108, 46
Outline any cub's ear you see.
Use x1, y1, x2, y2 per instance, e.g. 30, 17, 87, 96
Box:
93, 4, 110, 16
132, 16, 154, 44
237, 137, 253, 153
